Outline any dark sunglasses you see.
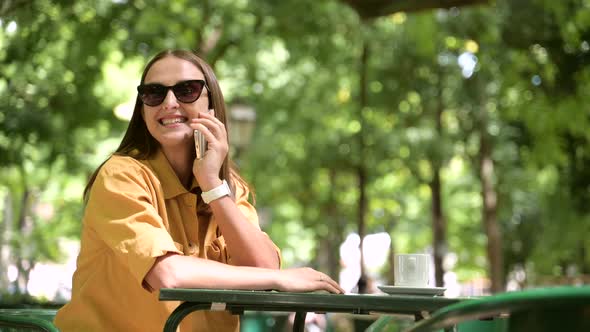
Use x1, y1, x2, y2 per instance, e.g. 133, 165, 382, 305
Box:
137, 80, 208, 106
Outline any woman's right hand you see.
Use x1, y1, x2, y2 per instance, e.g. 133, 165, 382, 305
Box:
191, 111, 229, 191
273, 268, 344, 294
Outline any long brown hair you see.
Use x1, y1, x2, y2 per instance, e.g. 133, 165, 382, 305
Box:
84, 49, 251, 203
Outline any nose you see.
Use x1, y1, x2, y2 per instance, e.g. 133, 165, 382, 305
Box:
161, 89, 180, 109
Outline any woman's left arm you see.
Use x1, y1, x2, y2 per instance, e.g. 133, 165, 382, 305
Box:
208, 194, 280, 269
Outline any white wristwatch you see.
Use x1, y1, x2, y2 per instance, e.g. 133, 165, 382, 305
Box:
201, 180, 231, 204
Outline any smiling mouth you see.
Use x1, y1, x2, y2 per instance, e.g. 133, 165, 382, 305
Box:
160, 117, 188, 125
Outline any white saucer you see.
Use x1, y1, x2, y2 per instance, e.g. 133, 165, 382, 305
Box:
378, 285, 446, 296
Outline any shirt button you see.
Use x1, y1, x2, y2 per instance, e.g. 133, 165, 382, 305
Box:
188, 242, 198, 255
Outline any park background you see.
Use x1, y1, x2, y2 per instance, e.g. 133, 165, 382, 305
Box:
1, 0, 589, 309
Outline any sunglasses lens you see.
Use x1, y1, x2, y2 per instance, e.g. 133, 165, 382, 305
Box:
138, 85, 167, 106
173, 80, 205, 103
137, 80, 206, 106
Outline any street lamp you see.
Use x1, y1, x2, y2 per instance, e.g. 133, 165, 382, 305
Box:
229, 102, 269, 225
229, 103, 257, 160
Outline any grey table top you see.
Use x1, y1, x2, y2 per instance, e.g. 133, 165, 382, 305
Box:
159, 288, 462, 332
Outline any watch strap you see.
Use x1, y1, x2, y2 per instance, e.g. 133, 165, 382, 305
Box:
201, 180, 231, 204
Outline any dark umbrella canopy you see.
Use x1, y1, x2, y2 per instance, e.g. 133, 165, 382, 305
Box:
341, 0, 489, 19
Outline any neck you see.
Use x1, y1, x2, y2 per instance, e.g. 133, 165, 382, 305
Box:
161, 145, 194, 188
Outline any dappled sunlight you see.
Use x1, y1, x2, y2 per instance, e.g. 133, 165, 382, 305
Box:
457, 52, 477, 78
7, 239, 78, 302
339, 232, 390, 294
2, 0, 590, 316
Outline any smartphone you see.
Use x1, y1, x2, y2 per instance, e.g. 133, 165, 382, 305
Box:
194, 129, 207, 159
194, 109, 214, 159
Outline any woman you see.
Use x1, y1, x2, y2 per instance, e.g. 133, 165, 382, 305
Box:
54, 49, 342, 332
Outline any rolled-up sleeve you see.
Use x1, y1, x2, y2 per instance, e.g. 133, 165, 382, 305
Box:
85, 158, 182, 287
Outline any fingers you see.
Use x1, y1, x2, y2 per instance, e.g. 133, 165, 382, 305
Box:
191, 112, 226, 142
191, 112, 228, 166
319, 274, 345, 294
323, 283, 344, 294
191, 112, 228, 187
314, 271, 344, 294
276, 268, 344, 294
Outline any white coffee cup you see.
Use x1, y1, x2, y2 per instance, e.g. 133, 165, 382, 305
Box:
394, 254, 430, 287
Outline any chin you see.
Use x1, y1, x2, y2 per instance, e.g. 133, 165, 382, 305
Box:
156, 131, 192, 146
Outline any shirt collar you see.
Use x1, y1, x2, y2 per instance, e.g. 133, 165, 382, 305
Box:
146, 149, 199, 199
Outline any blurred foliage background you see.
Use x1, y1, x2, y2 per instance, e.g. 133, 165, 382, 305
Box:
1, 0, 589, 303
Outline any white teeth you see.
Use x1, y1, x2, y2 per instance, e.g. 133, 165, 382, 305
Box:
161, 118, 185, 125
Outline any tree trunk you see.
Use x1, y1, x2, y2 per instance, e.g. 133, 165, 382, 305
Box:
0, 192, 13, 292
12, 188, 32, 294
430, 171, 446, 287
430, 64, 448, 288
479, 126, 504, 293
579, 242, 589, 275
10, 186, 31, 294
317, 169, 344, 280
356, 165, 368, 293
356, 36, 369, 293
0, 0, 30, 17
387, 218, 397, 285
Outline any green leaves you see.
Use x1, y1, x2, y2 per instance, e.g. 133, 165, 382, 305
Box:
1, 0, 590, 296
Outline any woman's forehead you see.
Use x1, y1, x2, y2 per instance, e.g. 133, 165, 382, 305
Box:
144, 56, 204, 83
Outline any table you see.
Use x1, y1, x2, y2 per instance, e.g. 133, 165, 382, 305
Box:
159, 288, 461, 332
404, 285, 590, 332
0, 308, 59, 332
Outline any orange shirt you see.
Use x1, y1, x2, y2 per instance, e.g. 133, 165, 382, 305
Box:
55, 150, 271, 332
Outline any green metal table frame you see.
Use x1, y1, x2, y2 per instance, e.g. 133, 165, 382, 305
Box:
0, 309, 59, 332
405, 286, 590, 332
159, 289, 461, 332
